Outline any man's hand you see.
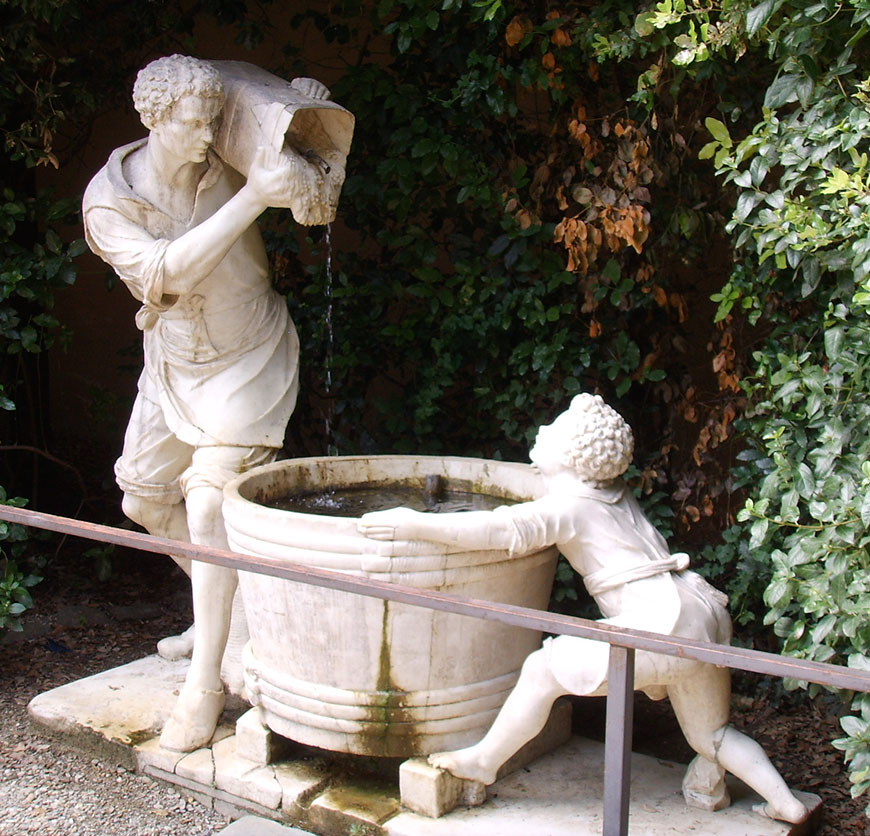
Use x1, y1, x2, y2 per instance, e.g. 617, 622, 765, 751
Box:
245, 146, 302, 210
290, 77, 331, 101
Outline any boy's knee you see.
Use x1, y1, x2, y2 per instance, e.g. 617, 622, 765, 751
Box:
683, 724, 727, 763
520, 648, 548, 677
518, 647, 563, 698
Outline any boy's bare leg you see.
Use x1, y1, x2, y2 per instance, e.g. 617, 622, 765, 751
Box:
429, 649, 566, 784
668, 667, 808, 824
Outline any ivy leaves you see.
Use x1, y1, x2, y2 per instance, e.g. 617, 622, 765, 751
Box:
0, 191, 83, 357
625, 0, 870, 808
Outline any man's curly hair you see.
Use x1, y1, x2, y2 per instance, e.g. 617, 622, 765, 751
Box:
133, 55, 224, 130
559, 393, 634, 483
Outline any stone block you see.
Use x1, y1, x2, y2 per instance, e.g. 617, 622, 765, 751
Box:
399, 758, 485, 818
135, 736, 189, 774
28, 654, 188, 770
217, 815, 315, 835
398, 697, 572, 818
273, 759, 331, 817
141, 763, 215, 810
213, 735, 283, 809
308, 778, 402, 834
235, 708, 292, 765
177, 747, 216, 786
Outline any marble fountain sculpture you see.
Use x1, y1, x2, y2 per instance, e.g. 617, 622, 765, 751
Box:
222, 454, 558, 758
80, 53, 810, 830
81, 52, 557, 771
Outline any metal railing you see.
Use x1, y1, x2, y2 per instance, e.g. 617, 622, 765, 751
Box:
3, 504, 870, 836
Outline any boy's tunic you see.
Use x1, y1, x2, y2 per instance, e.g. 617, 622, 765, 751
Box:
494, 480, 731, 696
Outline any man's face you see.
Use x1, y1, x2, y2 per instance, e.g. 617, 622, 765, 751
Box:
152, 94, 222, 163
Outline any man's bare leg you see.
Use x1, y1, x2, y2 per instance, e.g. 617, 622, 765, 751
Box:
160, 559, 236, 751
221, 590, 248, 695
160, 469, 240, 751
121, 493, 196, 659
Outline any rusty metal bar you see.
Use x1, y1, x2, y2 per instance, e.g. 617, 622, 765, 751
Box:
603, 646, 635, 836
3, 504, 870, 694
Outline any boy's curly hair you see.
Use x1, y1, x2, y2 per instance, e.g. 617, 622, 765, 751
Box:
560, 393, 634, 482
133, 55, 224, 130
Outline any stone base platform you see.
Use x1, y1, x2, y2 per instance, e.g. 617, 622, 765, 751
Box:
28, 656, 821, 836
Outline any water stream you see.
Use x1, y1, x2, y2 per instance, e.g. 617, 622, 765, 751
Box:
323, 224, 336, 456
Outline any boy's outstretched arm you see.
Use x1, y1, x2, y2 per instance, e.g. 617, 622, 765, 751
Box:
357, 507, 515, 552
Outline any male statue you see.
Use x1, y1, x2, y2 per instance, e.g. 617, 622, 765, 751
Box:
83, 54, 330, 751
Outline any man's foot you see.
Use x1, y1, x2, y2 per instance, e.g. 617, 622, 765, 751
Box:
428, 748, 497, 785
157, 624, 194, 661
159, 685, 225, 752
752, 797, 809, 824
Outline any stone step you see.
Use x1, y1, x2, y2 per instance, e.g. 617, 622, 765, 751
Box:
218, 815, 316, 835
28, 655, 822, 836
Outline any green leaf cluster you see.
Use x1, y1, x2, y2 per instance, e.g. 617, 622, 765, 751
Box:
0, 486, 38, 633
733, 298, 870, 805
282, 2, 685, 466
0, 190, 84, 359
638, 0, 870, 808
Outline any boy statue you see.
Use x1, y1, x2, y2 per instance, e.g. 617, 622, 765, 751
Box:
358, 393, 808, 824
83, 55, 330, 752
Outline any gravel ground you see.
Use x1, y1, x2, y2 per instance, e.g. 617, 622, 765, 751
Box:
0, 712, 229, 836
0, 549, 231, 836
1, 543, 869, 836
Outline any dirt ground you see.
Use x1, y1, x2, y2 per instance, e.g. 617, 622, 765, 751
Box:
1, 543, 869, 836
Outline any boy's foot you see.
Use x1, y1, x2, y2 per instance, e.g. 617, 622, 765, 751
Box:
428, 748, 497, 785
752, 798, 809, 824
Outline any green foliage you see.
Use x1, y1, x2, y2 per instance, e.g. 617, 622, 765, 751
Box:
635, 0, 870, 810
732, 296, 870, 807
0, 190, 84, 359
0, 486, 39, 633
6, 0, 870, 797
0, 0, 281, 609
280, 1, 721, 496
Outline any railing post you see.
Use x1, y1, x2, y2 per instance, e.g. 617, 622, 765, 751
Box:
603, 644, 635, 836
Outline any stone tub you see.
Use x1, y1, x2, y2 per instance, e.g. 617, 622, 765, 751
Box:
222, 455, 558, 758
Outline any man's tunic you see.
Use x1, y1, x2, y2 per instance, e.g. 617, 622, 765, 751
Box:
83, 139, 298, 463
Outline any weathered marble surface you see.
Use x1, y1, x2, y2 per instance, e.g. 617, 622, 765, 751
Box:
222, 455, 559, 758
27, 656, 821, 835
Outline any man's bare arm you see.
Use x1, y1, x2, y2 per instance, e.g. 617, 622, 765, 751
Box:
161, 146, 298, 295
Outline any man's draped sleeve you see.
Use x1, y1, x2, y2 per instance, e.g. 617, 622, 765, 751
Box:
83, 203, 175, 318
